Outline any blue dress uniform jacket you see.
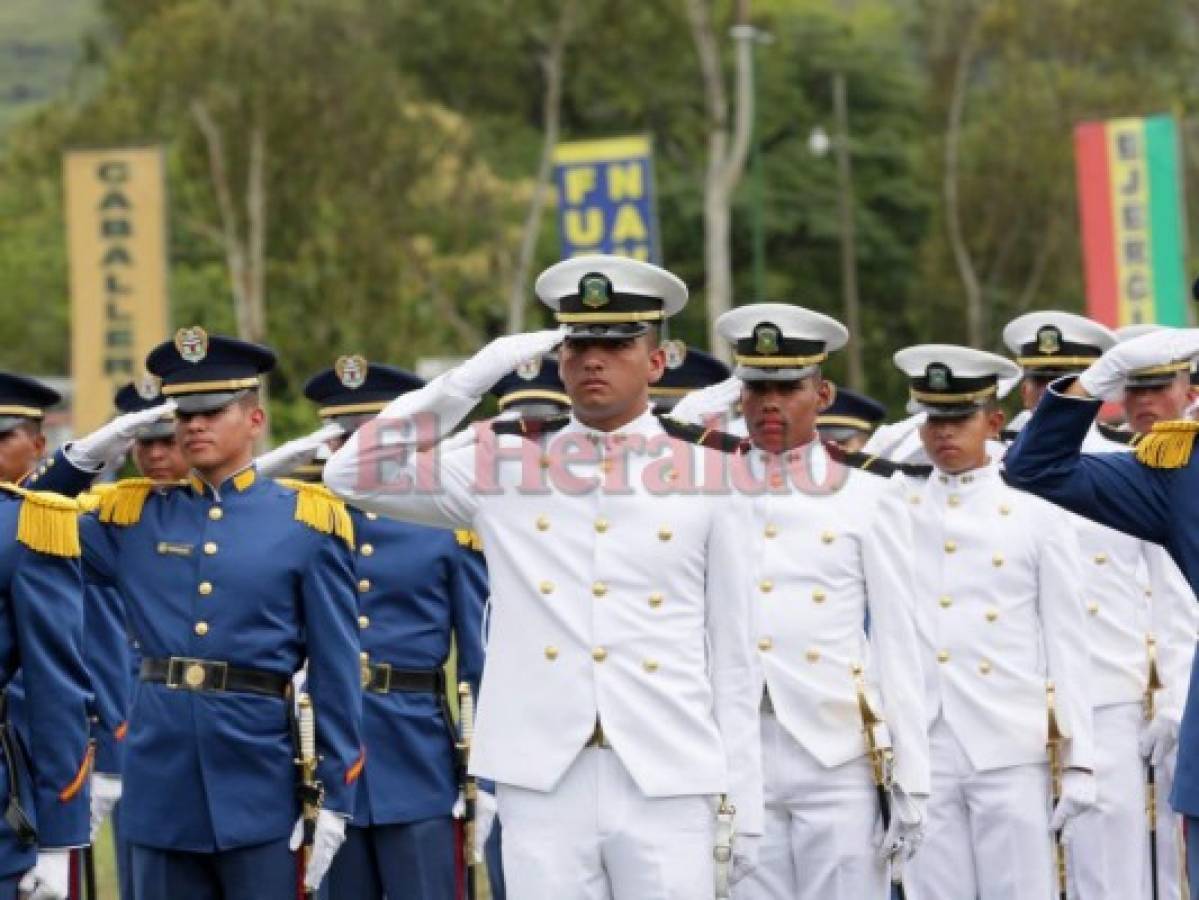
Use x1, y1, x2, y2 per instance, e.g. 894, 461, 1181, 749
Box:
1003, 381, 1199, 815
351, 510, 487, 827
80, 469, 364, 852
0, 488, 91, 878
23, 449, 98, 498
86, 582, 132, 775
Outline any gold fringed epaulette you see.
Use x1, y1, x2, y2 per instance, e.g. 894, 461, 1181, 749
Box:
97, 478, 158, 525
455, 529, 483, 551
285, 480, 355, 549
1133, 420, 1199, 469
76, 482, 116, 514
15, 489, 81, 558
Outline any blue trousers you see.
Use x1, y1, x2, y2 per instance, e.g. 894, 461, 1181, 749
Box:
115, 803, 134, 900
325, 817, 454, 900
130, 836, 296, 900
485, 821, 505, 900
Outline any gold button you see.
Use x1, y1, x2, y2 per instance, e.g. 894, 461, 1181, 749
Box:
184, 663, 205, 688
944, 540, 957, 554
592, 582, 608, 598
194, 621, 209, 637
358, 579, 371, 593
595, 518, 609, 533
937, 649, 950, 664
758, 637, 773, 652
999, 504, 1011, 515
208, 507, 223, 521
806, 648, 820, 663
539, 581, 554, 595
642, 659, 659, 673
358, 615, 370, 629
1094, 554, 1107, 565
939, 595, 952, 608
985, 608, 999, 622
992, 553, 1004, 568
544, 646, 558, 661
979, 659, 992, 675
361, 543, 374, 557
535, 515, 550, 532
197, 581, 213, 596
648, 592, 663, 608
658, 527, 673, 541
366, 512, 378, 521
1087, 601, 1099, 616
909, 495, 921, 505
600, 459, 614, 474
592, 647, 607, 662
821, 531, 836, 544
948, 495, 961, 507
203, 542, 218, 556
539, 455, 551, 470
812, 589, 827, 604
764, 524, 778, 538
759, 580, 773, 594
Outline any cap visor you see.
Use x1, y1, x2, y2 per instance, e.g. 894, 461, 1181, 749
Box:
564, 323, 650, 341
134, 421, 178, 441
173, 390, 247, 414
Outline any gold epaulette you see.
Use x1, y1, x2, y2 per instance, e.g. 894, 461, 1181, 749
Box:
1134, 420, 1199, 469
97, 478, 160, 525
281, 479, 355, 549
0, 485, 82, 558
455, 529, 483, 551
76, 482, 117, 514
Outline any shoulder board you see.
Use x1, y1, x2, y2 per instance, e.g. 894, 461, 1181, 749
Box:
823, 443, 932, 479
279, 479, 355, 549
1097, 422, 1136, 446
96, 478, 181, 526
1, 486, 82, 558
489, 415, 570, 440
657, 416, 749, 454
1133, 419, 1199, 469
455, 529, 484, 551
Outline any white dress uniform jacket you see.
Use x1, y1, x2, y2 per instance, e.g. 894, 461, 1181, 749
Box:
326, 407, 764, 834
902, 460, 1094, 772
746, 442, 929, 795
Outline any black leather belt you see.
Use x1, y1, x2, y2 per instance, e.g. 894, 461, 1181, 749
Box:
360, 660, 443, 695
140, 657, 291, 698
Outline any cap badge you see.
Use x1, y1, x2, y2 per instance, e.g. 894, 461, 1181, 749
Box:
927, 363, 951, 392
1037, 326, 1062, 355
516, 355, 543, 381
135, 372, 161, 401
754, 323, 781, 355
664, 340, 688, 370
580, 274, 611, 309
174, 326, 209, 364
335, 355, 369, 390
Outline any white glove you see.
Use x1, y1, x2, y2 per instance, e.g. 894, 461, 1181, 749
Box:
64, 401, 178, 471
89, 772, 122, 841
1049, 770, 1096, 840
878, 786, 926, 862
472, 789, 497, 865
18, 850, 70, 900
1079, 328, 1199, 400
288, 809, 347, 892
731, 833, 760, 884
444, 329, 566, 399
668, 375, 743, 426
1141, 715, 1180, 767
255, 422, 345, 479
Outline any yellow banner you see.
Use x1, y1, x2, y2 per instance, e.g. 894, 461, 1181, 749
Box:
1106, 119, 1155, 325
63, 147, 169, 434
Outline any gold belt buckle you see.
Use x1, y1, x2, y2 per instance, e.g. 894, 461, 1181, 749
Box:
368, 662, 393, 694
166, 657, 227, 691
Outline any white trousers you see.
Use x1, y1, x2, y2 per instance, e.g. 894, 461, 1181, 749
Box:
906, 718, 1054, 900
495, 747, 716, 900
735, 711, 888, 900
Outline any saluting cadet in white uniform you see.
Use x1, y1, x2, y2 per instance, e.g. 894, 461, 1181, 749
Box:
893, 345, 1096, 900
325, 255, 763, 900
709, 304, 928, 900
1003, 312, 1195, 900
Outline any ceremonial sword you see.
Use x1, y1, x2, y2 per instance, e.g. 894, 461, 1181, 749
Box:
852, 664, 906, 900
1046, 682, 1068, 900
1144, 635, 1165, 900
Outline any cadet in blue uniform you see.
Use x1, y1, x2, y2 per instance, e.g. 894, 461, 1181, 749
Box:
82, 381, 188, 900
489, 355, 570, 421
0, 482, 92, 900
0, 373, 86, 495
1003, 327, 1199, 897
80, 328, 363, 900
301, 357, 488, 900
815, 388, 887, 453
647, 344, 730, 414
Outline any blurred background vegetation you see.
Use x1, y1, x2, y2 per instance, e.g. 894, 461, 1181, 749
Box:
1, 0, 1197, 432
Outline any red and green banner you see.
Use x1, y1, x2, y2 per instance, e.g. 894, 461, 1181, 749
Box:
1074, 115, 1188, 327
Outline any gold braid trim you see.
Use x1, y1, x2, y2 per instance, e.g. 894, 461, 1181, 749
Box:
455, 529, 484, 551
281, 480, 355, 549
0, 485, 82, 557
97, 479, 159, 526
1134, 420, 1199, 469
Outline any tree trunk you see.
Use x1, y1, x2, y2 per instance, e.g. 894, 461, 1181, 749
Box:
832, 70, 863, 389
506, 0, 578, 334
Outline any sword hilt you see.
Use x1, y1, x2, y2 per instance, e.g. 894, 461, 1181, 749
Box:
851, 663, 892, 791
